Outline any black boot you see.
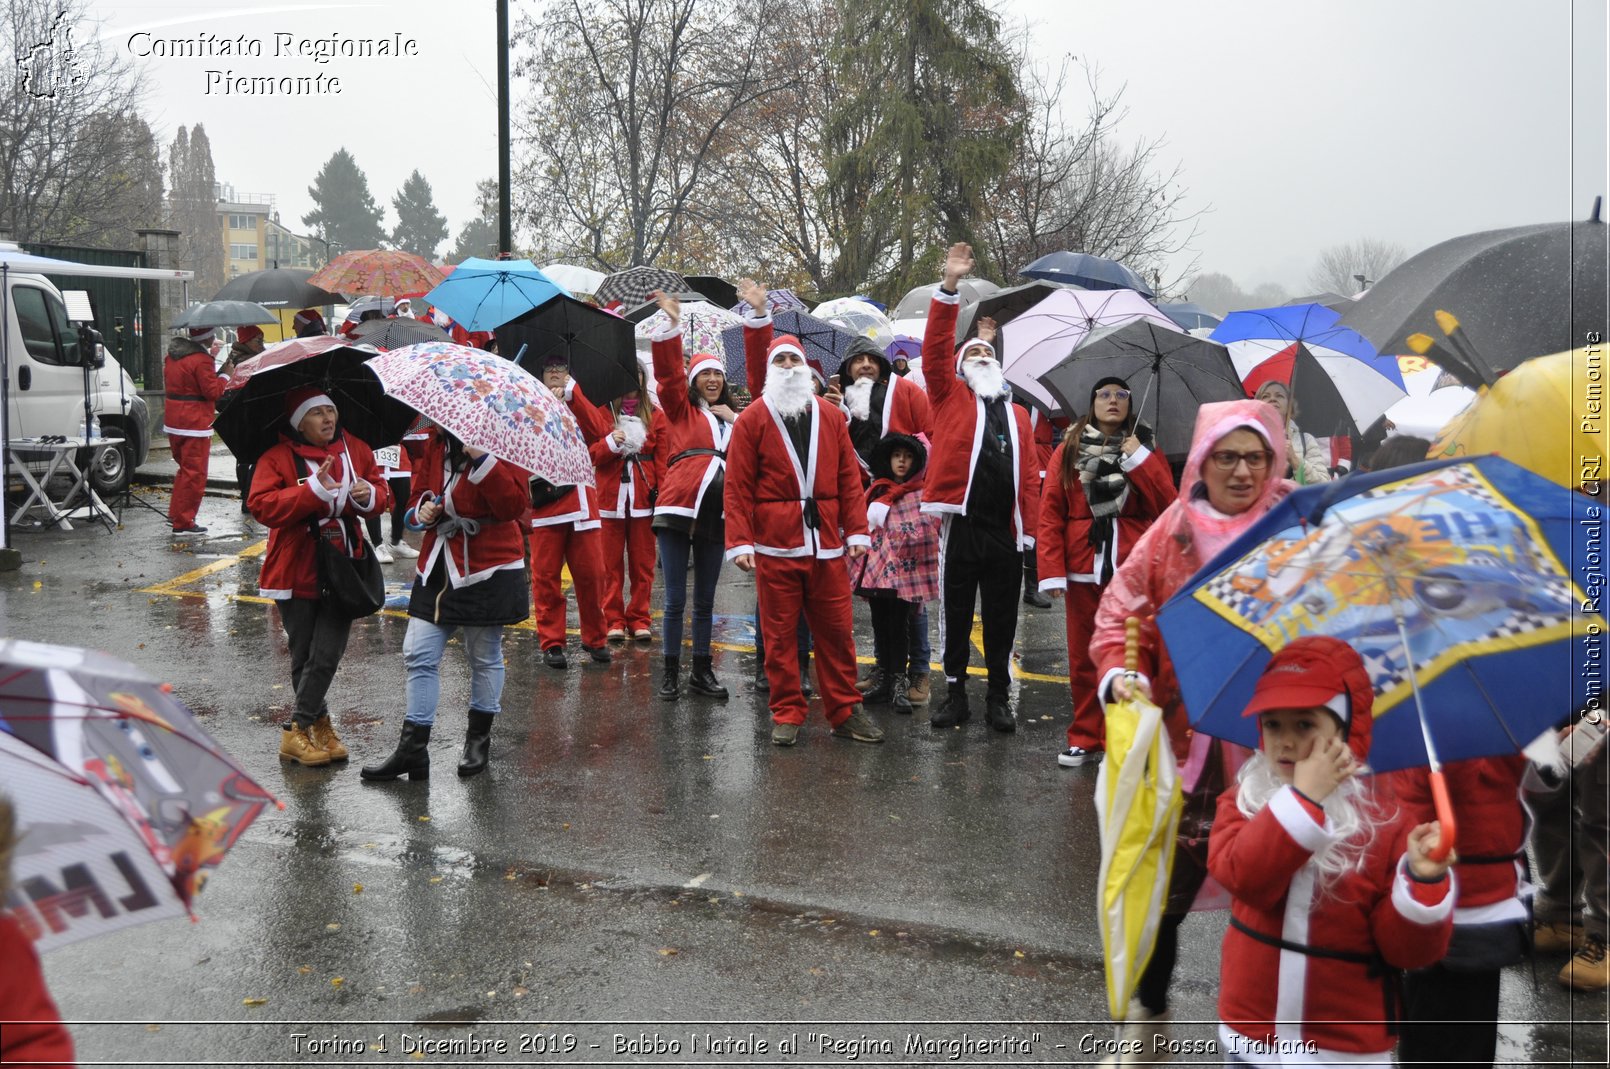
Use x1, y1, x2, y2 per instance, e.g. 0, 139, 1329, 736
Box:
687, 655, 729, 699
1023, 556, 1052, 608
891, 674, 913, 715
659, 656, 681, 701
752, 656, 770, 693
360, 721, 431, 781
930, 683, 971, 728
458, 710, 494, 777
799, 652, 814, 697
862, 664, 895, 704
985, 691, 1016, 733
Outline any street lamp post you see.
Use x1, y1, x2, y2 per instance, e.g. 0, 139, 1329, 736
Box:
1353, 273, 1372, 294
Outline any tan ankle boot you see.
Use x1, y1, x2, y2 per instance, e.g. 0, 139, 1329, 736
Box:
309, 715, 348, 761
280, 724, 331, 766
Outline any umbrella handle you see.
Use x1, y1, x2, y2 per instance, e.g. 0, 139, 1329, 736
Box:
1427, 769, 1458, 863
1124, 617, 1140, 674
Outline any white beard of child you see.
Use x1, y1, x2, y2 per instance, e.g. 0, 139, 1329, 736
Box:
843, 376, 875, 420
615, 414, 646, 455
1235, 752, 1376, 884
765, 363, 815, 418
962, 357, 1009, 400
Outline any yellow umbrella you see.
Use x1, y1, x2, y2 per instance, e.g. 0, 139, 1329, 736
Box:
1429, 347, 1605, 489
1095, 619, 1184, 1020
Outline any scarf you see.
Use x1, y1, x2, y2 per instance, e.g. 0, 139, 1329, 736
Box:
868, 467, 925, 511
1076, 424, 1133, 582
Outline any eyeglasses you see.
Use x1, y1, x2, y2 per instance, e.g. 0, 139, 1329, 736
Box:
1094, 389, 1131, 401
1209, 449, 1273, 471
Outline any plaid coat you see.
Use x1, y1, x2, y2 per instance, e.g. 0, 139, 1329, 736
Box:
852, 489, 939, 603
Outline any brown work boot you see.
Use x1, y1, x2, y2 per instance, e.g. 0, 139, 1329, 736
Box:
906, 672, 931, 706
855, 664, 884, 693
280, 724, 331, 766
831, 706, 885, 743
1560, 932, 1609, 991
1534, 918, 1588, 953
309, 715, 348, 761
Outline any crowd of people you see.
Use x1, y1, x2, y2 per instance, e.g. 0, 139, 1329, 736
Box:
150, 241, 1606, 1068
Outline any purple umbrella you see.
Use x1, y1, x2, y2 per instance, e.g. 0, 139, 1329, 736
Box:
999, 289, 1180, 414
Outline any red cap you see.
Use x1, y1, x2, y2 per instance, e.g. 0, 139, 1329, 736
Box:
236, 325, 263, 345
285, 385, 336, 426
1244, 637, 1360, 722
188, 325, 216, 343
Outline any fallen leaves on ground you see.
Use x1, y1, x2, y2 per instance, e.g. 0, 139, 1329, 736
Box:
330, 977, 344, 988
242, 997, 267, 1006
353, 883, 363, 894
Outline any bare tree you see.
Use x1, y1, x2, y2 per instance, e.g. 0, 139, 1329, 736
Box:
167, 125, 225, 305
1182, 271, 1289, 317
1308, 238, 1406, 295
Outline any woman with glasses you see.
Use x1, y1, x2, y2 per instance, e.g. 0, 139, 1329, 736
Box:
1036, 376, 1175, 768
1253, 380, 1332, 484
1084, 398, 1295, 1061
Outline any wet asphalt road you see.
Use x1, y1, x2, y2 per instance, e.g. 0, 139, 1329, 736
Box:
2, 488, 1604, 1067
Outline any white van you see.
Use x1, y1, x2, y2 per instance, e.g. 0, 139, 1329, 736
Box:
3, 244, 157, 494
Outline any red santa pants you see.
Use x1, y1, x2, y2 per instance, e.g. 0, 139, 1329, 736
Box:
529, 524, 607, 649
755, 553, 859, 726
600, 515, 656, 632
167, 433, 211, 528
1063, 581, 1106, 751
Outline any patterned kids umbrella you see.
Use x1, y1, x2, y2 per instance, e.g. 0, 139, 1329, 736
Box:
309, 249, 446, 297
635, 300, 742, 363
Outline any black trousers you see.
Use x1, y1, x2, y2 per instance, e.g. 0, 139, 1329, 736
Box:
941, 518, 1020, 694
277, 597, 353, 728
869, 597, 913, 677
1399, 962, 1502, 1068
365, 475, 412, 545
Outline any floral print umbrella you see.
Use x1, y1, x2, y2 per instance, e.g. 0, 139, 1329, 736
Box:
308, 249, 446, 297
635, 300, 742, 358
365, 342, 594, 486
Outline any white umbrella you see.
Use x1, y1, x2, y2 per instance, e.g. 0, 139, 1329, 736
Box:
542, 263, 608, 296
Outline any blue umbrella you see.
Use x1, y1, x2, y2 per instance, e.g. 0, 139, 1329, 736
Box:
425, 257, 569, 332
720, 309, 856, 385
1158, 456, 1603, 779
1158, 302, 1222, 331
1020, 251, 1155, 298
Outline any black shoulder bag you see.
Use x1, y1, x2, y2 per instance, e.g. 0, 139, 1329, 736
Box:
307, 513, 385, 619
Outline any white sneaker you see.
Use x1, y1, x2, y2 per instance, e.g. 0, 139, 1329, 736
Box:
1058, 746, 1104, 768
390, 540, 419, 559
372, 542, 394, 564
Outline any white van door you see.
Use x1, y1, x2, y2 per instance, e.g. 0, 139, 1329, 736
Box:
7, 279, 92, 442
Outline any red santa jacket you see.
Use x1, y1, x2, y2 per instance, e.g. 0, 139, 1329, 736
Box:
162, 341, 231, 435
1210, 784, 1454, 1061
0, 914, 73, 1067
1390, 756, 1528, 923
248, 431, 388, 600
918, 291, 1041, 549
724, 394, 869, 560
410, 432, 532, 587
1026, 408, 1064, 475
590, 406, 662, 520
1035, 437, 1175, 589
527, 379, 614, 530
649, 330, 732, 523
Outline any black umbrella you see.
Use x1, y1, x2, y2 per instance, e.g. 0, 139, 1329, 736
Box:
1039, 319, 1244, 459
955, 280, 1064, 345
1339, 204, 1608, 383
496, 294, 639, 405
172, 300, 279, 329
350, 316, 449, 349
684, 274, 739, 310
594, 266, 689, 308
213, 337, 416, 465
211, 267, 345, 309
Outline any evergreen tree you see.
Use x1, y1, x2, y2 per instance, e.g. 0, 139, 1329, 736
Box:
390, 170, 448, 259
301, 148, 386, 250
166, 124, 224, 302
446, 179, 499, 263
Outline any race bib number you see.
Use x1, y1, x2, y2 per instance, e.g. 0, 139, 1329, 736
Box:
373, 445, 402, 469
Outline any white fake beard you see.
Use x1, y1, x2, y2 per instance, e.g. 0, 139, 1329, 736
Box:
1236, 752, 1381, 885
615, 413, 646, 455
844, 376, 875, 420
962, 358, 1009, 400
764, 363, 814, 418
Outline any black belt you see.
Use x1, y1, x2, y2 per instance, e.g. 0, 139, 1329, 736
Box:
166, 393, 207, 402
1229, 915, 1401, 1031
1458, 850, 1525, 865
671, 448, 725, 465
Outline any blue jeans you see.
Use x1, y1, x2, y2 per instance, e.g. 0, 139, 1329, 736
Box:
909, 603, 931, 674
658, 531, 724, 658
403, 618, 505, 726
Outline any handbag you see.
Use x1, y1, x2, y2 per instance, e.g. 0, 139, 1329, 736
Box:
307, 515, 385, 619
529, 478, 573, 508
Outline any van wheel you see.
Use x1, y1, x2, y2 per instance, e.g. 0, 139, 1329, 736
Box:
83, 437, 134, 497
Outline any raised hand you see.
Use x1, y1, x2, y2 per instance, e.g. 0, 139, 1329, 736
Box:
976, 315, 999, 345
651, 288, 681, 325
736, 278, 768, 315
943, 242, 974, 288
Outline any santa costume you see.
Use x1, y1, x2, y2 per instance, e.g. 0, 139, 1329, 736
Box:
163, 325, 233, 533
593, 386, 661, 639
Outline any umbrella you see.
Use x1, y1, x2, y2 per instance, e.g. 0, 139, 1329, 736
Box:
849, 293, 887, 313
720, 309, 857, 383
595, 266, 688, 308
728, 287, 812, 318
1382, 356, 1475, 440
622, 291, 707, 325
210, 267, 343, 308
214, 336, 417, 465
0, 639, 277, 953
308, 249, 446, 297
889, 279, 1001, 324
1283, 292, 1355, 312
954, 280, 1064, 344
540, 263, 607, 296
425, 257, 567, 331
684, 274, 739, 310
1156, 457, 1606, 856
171, 300, 278, 329
494, 294, 639, 406
1158, 302, 1222, 332
350, 316, 449, 350
635, 300, 742, 362
1339, 205, 1608, 382
998, 288, 1181, 414
1039, 320, 1245, 459
813, 296, 898, 352
885, 335, 921, 364
1211, 304, 1407, 437
1428, 347, 1604, 490
1021, 251, 1154, 298
365, 342, 594, 486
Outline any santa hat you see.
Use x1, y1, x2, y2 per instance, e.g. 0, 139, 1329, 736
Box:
686, 353, 724, 386
235, 325, 263, 345
286, 385, 337, 428
805, 357, 827, 390
767, 335, 806, 365
954, 336, 995, 372
187, 325, 216, 344
293, 308, 326, 332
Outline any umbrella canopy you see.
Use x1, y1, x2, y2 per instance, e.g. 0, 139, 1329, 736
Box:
595, 266, 688, 308
998, 288, 1181, 414
954, 280, 1065, 344
540, 263, 607, 296
1339, 211, 1608, 381
1157, 302, 1222, 332
1021, 251, 1154, 298
721, 309, 857, 383
885, 335, 921, 364
1283, 292, 1355, 312
495, 294, 639, 406
171, 300, 278, 329
425, 257, 567, 332
1212, 304, 1407, 437
1157, 456, 1603, 774
365, 342, 594, 485
727, 287, 812, 318
1429, 347, 1604, 489
308, 249, 446, 297
1382, 356, 1475, 440
211, 267, 343, 308
1039, 320, 1245, 458
684, 274, 739, 310
814, 296, 898, 352
0, 639, 276, 953
890, 280, 1000, 324
350, 315, 449, 350
622, 291, 707, 325
214, 336, 417, 465
635, 300, 742, 362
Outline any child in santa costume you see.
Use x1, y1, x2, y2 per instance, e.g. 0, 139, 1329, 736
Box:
593, 366, 661, 641
526, 355, 616, 669
1207, 636, 1455, 1067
